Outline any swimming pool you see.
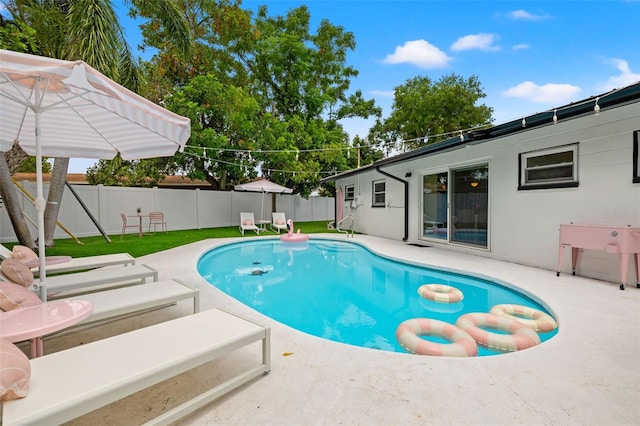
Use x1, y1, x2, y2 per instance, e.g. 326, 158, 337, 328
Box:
197, 239, 558, 356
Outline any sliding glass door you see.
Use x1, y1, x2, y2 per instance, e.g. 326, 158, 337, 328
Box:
422, 164, 489, 248
422, 172, 448, 240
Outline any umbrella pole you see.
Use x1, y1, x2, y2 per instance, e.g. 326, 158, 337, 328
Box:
34, 80, 48, 301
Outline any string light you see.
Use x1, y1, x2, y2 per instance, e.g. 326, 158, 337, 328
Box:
184, 151, 337, 176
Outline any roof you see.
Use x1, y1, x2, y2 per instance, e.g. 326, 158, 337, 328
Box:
323, 81, 640, 181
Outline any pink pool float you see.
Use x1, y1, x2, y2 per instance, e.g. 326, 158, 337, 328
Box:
280, 219, 309, 243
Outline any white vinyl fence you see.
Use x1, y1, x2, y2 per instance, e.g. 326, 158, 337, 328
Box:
0, 182, 335, 242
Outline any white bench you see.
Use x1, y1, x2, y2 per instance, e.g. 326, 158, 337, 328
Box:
56, 278, 200, 326
1, 308, 271, 425
34, 253, 135, 276
42, 264, 157, 297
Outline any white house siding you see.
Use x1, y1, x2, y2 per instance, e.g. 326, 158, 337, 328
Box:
335, 99, 640, 285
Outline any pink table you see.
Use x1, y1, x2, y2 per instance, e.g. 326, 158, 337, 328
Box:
0, 300, 93, 357
557, 224, 640, 290
128, 214, 148, 237
257, 220, 271, 233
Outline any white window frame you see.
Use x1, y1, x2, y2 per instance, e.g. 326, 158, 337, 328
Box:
344, 185, 355, 200
372, 180, 385, 207
519, 143, 579, 189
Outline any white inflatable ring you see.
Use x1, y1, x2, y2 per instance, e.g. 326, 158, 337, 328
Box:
455, 313, 541, 352
395, 318, 478, 357
417, 284, 464, 303
490, 304, 557, 332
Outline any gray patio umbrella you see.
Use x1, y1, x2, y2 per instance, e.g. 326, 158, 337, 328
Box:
0, 49, 190, 300
234, 179, 293, 221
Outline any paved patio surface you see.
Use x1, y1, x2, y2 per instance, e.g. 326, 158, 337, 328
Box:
40, 234, 639, 425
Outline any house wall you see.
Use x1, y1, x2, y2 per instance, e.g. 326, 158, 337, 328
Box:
335, 101, 640, 285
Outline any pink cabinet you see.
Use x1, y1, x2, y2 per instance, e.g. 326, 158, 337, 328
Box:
557, 224, 640, 290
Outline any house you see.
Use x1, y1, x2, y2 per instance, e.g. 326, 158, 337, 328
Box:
324, 82, 640, 286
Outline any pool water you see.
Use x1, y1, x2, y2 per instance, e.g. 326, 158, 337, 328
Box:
197, 239, 558, 356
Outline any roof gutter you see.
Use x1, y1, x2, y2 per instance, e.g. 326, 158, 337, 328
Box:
375, 166, 408, 242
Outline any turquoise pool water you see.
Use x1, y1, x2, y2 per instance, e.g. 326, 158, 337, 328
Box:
197, 239, 558, 356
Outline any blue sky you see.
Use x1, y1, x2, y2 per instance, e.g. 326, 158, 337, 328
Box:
78, 0, 640, 172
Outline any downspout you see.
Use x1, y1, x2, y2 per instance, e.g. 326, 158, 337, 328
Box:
375, 166, 408, 242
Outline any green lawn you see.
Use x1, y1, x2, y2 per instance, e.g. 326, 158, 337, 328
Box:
5, 221, 340, 259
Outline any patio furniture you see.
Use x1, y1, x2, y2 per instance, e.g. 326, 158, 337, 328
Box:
0, 308, 271, 425
239, 212, 260, 236
1, 244, 135, 276
0, 300, 94, 358
42, 264, 158, 298
56, 278, 199, 327
148, 211, 168, 232
120, 213, 141, 239
271, 212, 288, 233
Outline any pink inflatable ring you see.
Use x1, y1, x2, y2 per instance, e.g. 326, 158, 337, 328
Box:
455, 313, 541, 352
395, 318, 478, 357
417, 284, 464, 303
489, 304, 557, 332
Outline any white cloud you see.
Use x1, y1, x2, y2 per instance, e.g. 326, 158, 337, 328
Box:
598, 58, 640, 91
382, 40, 452, 69
512, 43, 530, 51
507, 10, 550, 21
371, 90, 395, 98
502, 81, 582, 103
451, 34, 500, 52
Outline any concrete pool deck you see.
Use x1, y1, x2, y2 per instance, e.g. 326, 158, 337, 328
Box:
41, 234, 639, 425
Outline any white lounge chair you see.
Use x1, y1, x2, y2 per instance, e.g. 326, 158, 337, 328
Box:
9, 279, 200, 357
270, 212, 288, 233
43, 264, 157, 298
1, 308, 271, 425
57, 279, 199, 326
0, 244, 135, 276
239, 212, 260, 236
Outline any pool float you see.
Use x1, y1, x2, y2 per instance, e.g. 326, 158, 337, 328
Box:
395, 318, 478, 357
280, 219, 309, 243
490, 304, 557, 332
456, 313, 541, 352
417, 284, 464, 303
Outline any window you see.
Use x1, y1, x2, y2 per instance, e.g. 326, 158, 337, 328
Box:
519, 143, 578, 189
344, 185, 355, 200
372, 180, 385, 207
634, 130, 639, 184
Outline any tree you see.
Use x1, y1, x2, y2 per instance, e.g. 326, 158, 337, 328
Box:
140, 2, 381, 195
1, 0, 192, 246
369, 74, 493, 152
165, 74, 262, 190
86, 155, 175, 187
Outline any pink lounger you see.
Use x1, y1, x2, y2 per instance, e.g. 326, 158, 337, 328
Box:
1, 308, 271, 425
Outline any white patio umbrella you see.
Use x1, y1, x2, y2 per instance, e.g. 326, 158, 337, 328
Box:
234, 179, 292, 221
0, 49, 190, 301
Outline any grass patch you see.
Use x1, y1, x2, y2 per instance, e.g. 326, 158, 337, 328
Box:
5, 221, 340, 258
